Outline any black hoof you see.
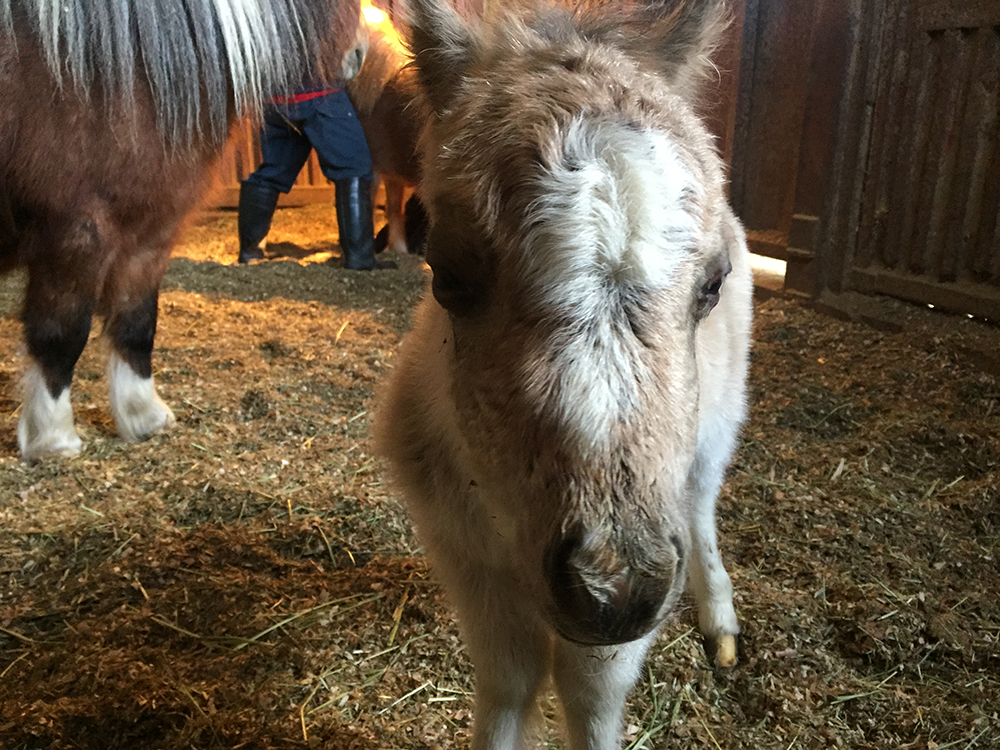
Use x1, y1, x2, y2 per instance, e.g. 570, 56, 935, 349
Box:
374, 225, 389, 254
238, 246, 265, 264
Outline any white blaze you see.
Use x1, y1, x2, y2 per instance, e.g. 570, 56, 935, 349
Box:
522, 119, 702, 450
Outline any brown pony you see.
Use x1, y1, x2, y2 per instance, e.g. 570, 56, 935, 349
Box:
377, 1, 752, 748
347, 18, 427, 254
0, 0, 361, 461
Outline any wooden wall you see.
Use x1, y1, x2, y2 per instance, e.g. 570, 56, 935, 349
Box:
726, 0, 852, 276
816, 0, 1000, 320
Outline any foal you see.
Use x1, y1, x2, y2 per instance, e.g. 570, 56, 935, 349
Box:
376, 0, 752, 748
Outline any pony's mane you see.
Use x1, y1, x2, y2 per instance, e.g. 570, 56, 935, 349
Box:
1, 0, 343, 146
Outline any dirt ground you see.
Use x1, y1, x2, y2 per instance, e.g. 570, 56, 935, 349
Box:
1, 202, 998, 750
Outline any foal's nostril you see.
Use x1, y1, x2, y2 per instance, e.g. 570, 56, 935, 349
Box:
545, 534, 675, 646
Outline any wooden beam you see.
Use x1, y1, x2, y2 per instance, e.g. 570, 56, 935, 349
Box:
848, 266, 1000, 321
917, 0, 1000, 31
730, 0, 823, 235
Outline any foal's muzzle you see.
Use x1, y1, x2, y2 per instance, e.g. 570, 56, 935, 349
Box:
544, 531, 682, 646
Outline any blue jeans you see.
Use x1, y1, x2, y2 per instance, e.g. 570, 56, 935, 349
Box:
245, 88, 373, 193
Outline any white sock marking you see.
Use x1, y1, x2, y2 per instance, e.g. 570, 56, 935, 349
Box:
18, 363, 82, 460
108, 351, 176, 443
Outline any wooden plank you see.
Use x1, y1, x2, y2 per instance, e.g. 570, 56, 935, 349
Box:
730, 0, 821, 235
966, 29, 1000, 282
745, 229, 787, 261
917, 0, 1000, 31
991, 201, 1000, 281
728, 0, 761, 216
881, 30, 926, 271
848, 266, 1000, 321
947, 28, 998, 282
889, 31, 938, 275
790, 0, 852, 220
904, 30, 951, 276
855, 0, 908, 270
923, 29, 973, 281
812, 0, 877, 293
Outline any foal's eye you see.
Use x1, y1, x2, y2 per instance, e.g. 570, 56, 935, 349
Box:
431, 264, 484, 316
424, 216, 491, 316
696, 266, 728, 318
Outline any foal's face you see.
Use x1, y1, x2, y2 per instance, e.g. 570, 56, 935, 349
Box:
417, 8, 731, 645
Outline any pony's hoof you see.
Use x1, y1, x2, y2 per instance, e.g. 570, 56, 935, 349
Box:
114, 396, 176, 443
716, 635, 737, 668
119, 404, 176, 443
20, 432, 83, 462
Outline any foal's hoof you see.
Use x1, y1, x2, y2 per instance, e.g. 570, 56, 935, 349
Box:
18, 406, 83, 462
714, 634, 738, 668
702, 633, 739, 668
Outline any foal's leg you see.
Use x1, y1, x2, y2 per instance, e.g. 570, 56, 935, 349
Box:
104, 283, 175, 444
552, 633, 654, 750
19, 261, 94, 459
445, 566, 551, 750
686, 458, 739, 667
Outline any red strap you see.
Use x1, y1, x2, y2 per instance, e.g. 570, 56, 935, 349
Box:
270, 87, 341, 105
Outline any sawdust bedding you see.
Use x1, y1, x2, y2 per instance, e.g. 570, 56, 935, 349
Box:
0, 202, 997, 749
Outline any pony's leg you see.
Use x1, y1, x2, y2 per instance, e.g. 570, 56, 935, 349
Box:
383, 175, 408, 254
18, 267, 93, 460
105, 288, 175, 443
686, 464, 739, 667
552, 633, 654, 750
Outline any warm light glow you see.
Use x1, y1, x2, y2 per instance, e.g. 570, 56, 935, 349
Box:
749, 253, 786, 291
362, 3, 385, 25
360, 0, 404, 53
749, 253, 787, 278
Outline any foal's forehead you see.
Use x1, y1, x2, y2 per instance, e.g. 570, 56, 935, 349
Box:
452, 60, 713, 274
424, 8, 724, 295
523, 116, 707, 296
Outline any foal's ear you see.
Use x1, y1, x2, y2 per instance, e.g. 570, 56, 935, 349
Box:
401, 0, 477, 115
625, 0, 728, 91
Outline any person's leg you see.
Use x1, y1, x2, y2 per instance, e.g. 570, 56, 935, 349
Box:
238, 107, 311, 263
305, 91, 392, 269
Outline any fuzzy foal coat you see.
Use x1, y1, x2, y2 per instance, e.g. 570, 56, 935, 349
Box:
376, 1, 752, 749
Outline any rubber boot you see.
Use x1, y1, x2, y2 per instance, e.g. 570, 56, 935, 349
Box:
238, 182, 280, 264
335, 177, 396, 270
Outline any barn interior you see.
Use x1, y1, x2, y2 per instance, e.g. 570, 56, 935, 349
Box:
1, 1, 998, 749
